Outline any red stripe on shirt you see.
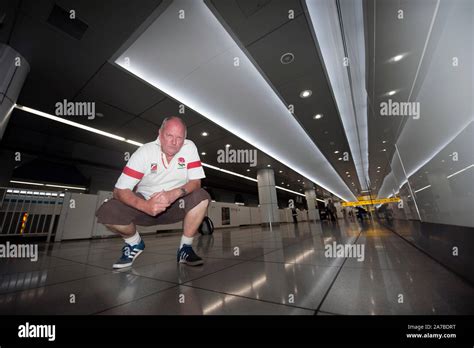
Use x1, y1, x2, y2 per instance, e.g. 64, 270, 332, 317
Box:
123, 166, 144, 179
187, 161, 202, 169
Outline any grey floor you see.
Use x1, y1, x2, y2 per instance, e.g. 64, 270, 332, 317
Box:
1, 219, 473, 315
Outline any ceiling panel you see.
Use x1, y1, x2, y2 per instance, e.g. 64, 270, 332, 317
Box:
209, 0, 303, 46
140, 98, 204, 127
78, 63, 166, 115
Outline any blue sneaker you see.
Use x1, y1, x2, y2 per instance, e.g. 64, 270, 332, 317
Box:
113, 240, 145, 269
177, 244, 203, 266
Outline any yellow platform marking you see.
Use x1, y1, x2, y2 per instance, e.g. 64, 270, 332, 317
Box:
341, 197, 401, 207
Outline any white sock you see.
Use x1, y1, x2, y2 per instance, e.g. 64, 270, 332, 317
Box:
180, 235, 194, 249
124, 231, 141, 246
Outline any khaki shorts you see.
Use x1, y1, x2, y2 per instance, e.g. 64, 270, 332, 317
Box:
95, 188, 211, 226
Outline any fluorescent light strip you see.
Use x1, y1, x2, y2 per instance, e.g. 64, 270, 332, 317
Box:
414, 184, 431, 193
10, 180, 45, 186
201, 163, 257, 183
275, 186, 305, 197
45, 184, 87, 190
316, 198, 325, 203
126, 139, 144, 146
15, 105, 143, 145
14, 105, 306, 198
10, 180, 86, 191
446, 164, 474, 179
202, 163, 305, 197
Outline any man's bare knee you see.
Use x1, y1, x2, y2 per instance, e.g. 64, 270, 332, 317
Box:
104, 223, 135, 235
192, 199, 209, 211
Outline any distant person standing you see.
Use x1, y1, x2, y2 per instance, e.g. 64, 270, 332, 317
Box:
291, 207, 298, 224
327, 199, 337, 222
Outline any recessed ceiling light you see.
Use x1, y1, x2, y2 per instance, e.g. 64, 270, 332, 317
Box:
246, 169, 250, 172
389, 53, 407, 63
287, 184, 290, 187
225, 144, 231, 148
313, 114, 323, 120
297, 179, 300, 182
201, 132, 208, 136
382, 140, 387, 144
201, 152, 206, 156
267, 164, 271, 167
392, 54, 404, 62
96, 112, 104, 118
377, 166, 381, 169
382, 149, 387, 152
280, 52, 295, 64
377, 170, 380, 173
347, 174, 350, 177
387, 90, 396, 96
338, 157, 342, 161
345, 171, 349, 174
334, 150, 340, 154
299, 90, 312, 98
279, 170, 283, 173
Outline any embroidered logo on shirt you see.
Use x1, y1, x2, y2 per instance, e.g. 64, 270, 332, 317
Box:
150, 163, 158, 173
177, 157, 186, 169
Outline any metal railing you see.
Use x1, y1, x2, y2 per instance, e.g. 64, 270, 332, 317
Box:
0, 187, 65, 242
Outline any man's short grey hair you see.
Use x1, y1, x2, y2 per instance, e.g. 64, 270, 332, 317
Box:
160, 116, 187, 137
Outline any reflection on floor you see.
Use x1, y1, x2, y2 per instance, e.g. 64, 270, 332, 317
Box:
1, 219, 473, 315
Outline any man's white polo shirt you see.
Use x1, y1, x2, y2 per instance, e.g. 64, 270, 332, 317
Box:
115, 138, 205, 199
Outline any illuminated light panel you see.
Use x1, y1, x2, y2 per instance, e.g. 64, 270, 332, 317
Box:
305, 0, 369, 191
113, 0, 356, 202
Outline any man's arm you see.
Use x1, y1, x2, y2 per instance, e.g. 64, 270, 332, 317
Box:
113, 188, 169, 216
113, 188, 147, 212
159, 179, 201, 205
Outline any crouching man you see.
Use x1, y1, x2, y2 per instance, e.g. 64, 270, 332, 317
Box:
95, 116, 210, 268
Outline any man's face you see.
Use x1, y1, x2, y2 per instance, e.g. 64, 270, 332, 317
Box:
159, 119, 186, 157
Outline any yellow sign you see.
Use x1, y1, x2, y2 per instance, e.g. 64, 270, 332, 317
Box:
341, 197, 401, 207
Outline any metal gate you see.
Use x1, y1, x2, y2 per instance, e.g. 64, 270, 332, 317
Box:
0, 187, 64, 242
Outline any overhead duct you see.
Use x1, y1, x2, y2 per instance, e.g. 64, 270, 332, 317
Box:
0, 43, 30, 140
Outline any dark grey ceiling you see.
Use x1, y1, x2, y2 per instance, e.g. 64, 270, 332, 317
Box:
0, 0, 450, 202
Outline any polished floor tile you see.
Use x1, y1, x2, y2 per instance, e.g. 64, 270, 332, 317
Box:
0, 255, 79, 275
0, 272, 175, 314
319, 266, 474, 315
99, 285, 313, 315
253, 245, 344, 267
185, 260, 340, 310
126, 257, 244, 284
1, 219, 472, 315
0, 263, 107, 294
